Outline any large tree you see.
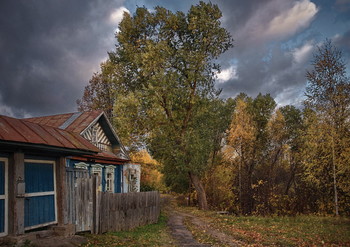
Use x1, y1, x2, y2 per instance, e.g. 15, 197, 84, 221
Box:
79, 2, 233, 209
304, 40, 350, 215
114, 3, 233, 210
227, 97, 257, 214
227, 93, 276, 214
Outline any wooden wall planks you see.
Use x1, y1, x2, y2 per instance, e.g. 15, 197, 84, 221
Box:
65, 170, 160, 234
96, 191, 160, 234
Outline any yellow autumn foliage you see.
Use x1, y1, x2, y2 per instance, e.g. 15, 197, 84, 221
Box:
130, 149, 166, 191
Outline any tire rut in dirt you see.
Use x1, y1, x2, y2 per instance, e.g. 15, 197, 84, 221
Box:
168, 213, 211, 247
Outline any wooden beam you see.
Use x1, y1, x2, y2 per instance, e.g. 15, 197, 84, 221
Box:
69, 156, 127, 165
56, 157, 66, 225
9, 151, 25, 235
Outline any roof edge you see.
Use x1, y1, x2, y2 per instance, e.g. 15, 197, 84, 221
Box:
79, 111, 104, 135
0, 140, 98, 155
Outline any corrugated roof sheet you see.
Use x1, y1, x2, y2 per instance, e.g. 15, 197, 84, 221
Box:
25, 111, 130, 162
0, 115, 99, 153
26, 112, 74, 129
26, 110, 103, 133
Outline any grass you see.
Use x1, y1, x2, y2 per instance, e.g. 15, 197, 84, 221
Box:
179, 206, 350, 246
80, 195, 350, 246
82, 214, 176, 247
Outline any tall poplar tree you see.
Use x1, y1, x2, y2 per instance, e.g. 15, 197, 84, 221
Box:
228, 98, 257, 214
305, 40, 350, 215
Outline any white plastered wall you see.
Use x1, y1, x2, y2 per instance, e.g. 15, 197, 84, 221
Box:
122, 164, 141, 193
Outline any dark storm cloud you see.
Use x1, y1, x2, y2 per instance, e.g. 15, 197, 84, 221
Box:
0, 0, 348, 117
218, 43, 313, 105
335, 30, 350, 65
212, 0, 319, 106
0, 0, 124, 117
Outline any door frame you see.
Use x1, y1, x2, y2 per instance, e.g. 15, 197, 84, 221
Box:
24, 159, 57, 230
0, 157, 8, 237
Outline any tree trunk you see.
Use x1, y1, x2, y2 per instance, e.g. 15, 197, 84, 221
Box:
241, 163, 253, 215
285, 158, 297, 195
189, 172, 208, 210
331, 134, 339, 216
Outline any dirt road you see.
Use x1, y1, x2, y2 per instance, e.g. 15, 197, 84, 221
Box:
163, 195, 243, 247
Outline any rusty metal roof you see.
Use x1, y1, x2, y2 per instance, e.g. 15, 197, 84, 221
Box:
24, 110, 131, 162
0, 115, 99, 153
26, 110, 103, 133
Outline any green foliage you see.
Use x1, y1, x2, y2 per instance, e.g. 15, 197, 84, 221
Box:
110, 2, 233, 202
77, 2, 350, 217
78, 2, 233, 209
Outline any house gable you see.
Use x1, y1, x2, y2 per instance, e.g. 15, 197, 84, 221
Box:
82, 121, 112, 152
80, 113, 130, 160
25, 111, 130, 161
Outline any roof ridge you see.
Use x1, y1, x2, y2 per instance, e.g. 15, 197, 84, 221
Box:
59, 112, 82, 129
25, 111, 79, 119
25, 110, 104, 120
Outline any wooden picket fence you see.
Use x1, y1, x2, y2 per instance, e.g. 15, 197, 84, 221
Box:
96, 191, 160, 233
65, 169, 160, 234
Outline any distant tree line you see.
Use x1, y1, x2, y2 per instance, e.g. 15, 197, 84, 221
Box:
77, 1, 350, 215
205, 40, 350, 216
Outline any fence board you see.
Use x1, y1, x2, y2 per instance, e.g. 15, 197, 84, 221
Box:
66, 168, 160, 234
96, 191, 160, 233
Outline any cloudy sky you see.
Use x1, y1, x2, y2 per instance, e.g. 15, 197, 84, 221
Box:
0, 0, 349, 118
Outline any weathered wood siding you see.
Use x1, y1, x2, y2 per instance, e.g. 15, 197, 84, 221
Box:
96, 191, 160, 234
65, 167, 91, 230
82, 122, 112, 152
66, 169, 160, 234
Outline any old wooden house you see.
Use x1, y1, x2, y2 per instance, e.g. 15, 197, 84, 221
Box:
0, 110, 138, 238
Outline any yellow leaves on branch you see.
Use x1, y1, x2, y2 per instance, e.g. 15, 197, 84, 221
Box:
130, 149, 159, 165
130, 149, 165, 190
227, 99, 256, 149
267, 109, 288, 144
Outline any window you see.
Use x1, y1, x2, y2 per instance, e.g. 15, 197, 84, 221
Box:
127, 169, 138, 192
105, 166, 115, 193
91, 164, 103, 191
74, 162, 88, 170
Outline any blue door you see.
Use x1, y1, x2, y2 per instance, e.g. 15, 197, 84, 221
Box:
24, 160, 56, 230
0, 158, 7, 237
